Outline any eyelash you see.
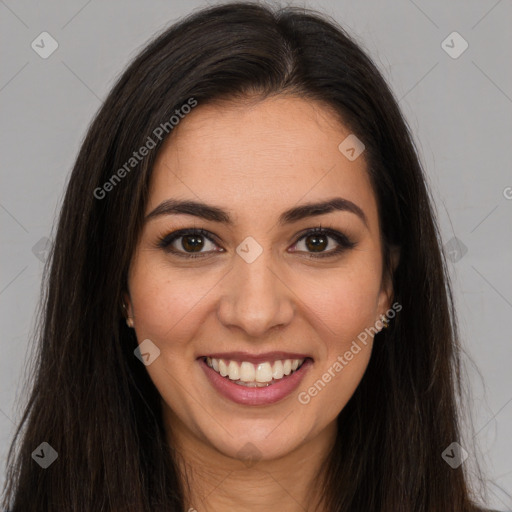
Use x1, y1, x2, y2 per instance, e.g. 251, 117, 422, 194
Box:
156, 225, 356, 260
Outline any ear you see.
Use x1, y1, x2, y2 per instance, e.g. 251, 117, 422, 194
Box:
122, 291, 135, 328
377, 244, 400, 316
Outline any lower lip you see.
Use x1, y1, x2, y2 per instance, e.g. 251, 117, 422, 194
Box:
199, 358, 313, 406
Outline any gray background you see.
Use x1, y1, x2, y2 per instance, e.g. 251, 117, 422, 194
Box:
1, 0, 511, 509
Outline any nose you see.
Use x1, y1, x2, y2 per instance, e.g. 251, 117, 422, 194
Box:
216, 246, 295, 338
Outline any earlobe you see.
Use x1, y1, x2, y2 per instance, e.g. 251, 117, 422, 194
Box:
122, 293, 135, 328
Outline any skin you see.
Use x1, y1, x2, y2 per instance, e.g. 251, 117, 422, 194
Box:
125, 95, 396, 511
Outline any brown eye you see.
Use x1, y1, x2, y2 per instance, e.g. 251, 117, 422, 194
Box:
292, 227, 356, 258
181, 234, 205, 252
304, 233, 328, 252
157, 228, 222, 258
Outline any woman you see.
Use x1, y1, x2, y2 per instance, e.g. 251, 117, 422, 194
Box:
1, 2, 492, 511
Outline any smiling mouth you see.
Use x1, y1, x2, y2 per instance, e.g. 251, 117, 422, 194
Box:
203, 356, 308, 387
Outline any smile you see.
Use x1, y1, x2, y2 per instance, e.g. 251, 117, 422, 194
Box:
199, 354, 313, 405
205, 356, 306, 387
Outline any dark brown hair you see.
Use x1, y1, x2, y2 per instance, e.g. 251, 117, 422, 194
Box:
2, 2, 487, 511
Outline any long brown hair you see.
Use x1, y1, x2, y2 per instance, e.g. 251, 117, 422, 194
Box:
2, 2, 487, 510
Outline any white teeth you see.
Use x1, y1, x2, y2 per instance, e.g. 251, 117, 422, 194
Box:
272, 360, 284, 379
239, 361, 255, 382
228, 360, 239, 380
255, 362, 273, 383
219, 359, 228, 377
205, 357, 306, 384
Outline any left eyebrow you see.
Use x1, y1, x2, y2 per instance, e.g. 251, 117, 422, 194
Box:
277, 197, 368, 228
145, 197, 368, 228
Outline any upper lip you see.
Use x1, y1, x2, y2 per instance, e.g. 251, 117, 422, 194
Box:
198, 351, 312, 364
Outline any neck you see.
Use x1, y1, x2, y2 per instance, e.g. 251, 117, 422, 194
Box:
163, 407, 337, 512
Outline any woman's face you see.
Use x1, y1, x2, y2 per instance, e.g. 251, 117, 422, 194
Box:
126, 95, 394, 461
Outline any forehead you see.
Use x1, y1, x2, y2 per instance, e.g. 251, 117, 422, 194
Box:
147, 95, 378, 230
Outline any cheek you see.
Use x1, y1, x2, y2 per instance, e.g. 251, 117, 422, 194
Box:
295, 271, 378, 414
292, 253, 382, 404
128, 263, 212, 406
299, 261, 383, 341
129, 256, 219, 339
